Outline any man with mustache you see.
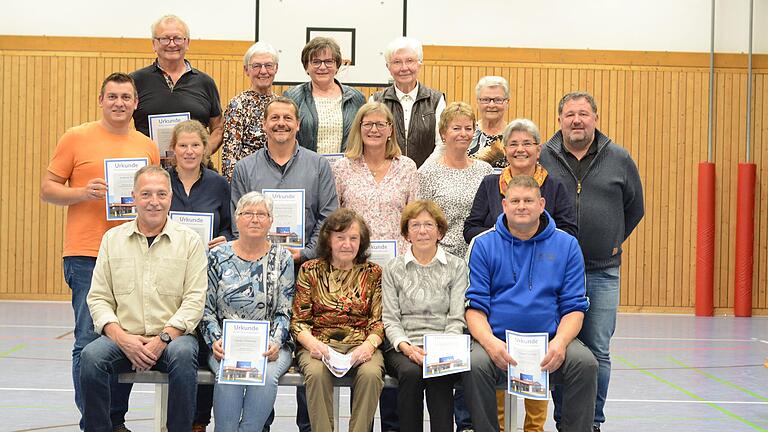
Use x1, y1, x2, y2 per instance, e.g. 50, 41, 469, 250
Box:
539, 92, 645, 432
80, 165, 207, 432
40, 72, 160, 432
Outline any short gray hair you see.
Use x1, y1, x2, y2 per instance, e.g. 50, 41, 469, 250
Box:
384, 37, 423, 63
558, 92, 598, 116
475, 76, 509, 99
235, 191, 273, 217
243, 41, 279, 67
133, 165, 171, 189
502, 118, 541, 145
151, 14, 190, 39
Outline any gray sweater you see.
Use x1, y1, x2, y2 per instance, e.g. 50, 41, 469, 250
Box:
382, 246, 468, 351
540, 129, 644, 270
230, 144, 339, 262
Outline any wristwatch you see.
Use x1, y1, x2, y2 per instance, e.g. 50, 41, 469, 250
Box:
158, 331, 172, 344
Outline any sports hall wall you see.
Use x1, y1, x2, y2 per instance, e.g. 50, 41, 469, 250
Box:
0, 0, 767, 315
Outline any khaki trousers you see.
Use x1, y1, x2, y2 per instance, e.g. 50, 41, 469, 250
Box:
496, 389, 548, 432
296, 342, 384, 432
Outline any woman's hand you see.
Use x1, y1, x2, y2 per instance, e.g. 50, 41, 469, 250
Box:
263, 342, 280, 362
350, 342, 376, 366
309, 341, 329, 360
400, 342, 425, 366
207, 236, 227, 249
212, 339, 224, 361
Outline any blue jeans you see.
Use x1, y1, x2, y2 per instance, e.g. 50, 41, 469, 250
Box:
209, 347, 292, 432
63, 256, 131, 429
554, 266, 620, 427
80, 334, 199, 432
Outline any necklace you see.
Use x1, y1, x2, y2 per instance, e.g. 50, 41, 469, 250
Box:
364, 157, 391, 177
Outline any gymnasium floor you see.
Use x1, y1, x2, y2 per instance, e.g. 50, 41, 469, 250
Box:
1, 301, 766, 431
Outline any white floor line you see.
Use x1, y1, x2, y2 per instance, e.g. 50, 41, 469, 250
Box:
0, 387, 153, 394
0, 325, 72, 329
613, 337, 759, 342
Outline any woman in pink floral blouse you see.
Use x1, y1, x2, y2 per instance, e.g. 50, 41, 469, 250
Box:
331, 102, 419, 255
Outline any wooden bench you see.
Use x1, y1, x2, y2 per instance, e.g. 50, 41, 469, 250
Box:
119, 369, 518, 431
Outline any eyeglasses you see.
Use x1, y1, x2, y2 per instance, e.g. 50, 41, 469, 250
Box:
310, 59, 336, 69
478, 97, 508, 105
238, 211, 270, 221
249, 62, 276, 71
408, 221, 437, 232
361, 121, 391, 131
154, 36, 187, 46
505, 140, 538, 148
389, 59, 418, 69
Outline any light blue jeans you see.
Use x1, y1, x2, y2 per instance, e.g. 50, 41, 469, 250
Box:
209, 346, 292, 432
580, 266, 620, 426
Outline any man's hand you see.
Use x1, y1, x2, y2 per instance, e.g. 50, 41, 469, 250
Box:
212, 339, 224, 361
115, 333, 157, 371
82, 178, 108, 201
144, 336, 168, 362
350, 342, 375, 366
263, 343, 280, 362
208, 236, 227, 249
399, 342, 425, 366
540, 337, 567, 372
288, 248, 301, 263
485, 337, 516, 371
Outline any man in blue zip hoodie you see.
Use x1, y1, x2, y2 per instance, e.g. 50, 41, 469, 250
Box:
463, 175, 597, 432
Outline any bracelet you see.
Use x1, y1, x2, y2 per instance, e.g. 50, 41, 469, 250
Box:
366, 339, 378, 350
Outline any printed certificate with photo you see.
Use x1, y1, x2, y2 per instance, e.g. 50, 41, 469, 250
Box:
148, 112, 190, 168
169, 211, 214, 244
368, 240, 397, 267
104, 158, 148, 221
322, 347, 354, 378
262, 189, 305, 249
506, 330, 549, 399
422, 334, 471, 378
218, 319, 270, 386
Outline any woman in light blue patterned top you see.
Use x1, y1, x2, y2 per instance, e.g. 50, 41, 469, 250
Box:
201, 191, 295, 432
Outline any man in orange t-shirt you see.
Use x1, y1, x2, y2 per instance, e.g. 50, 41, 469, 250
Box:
40, 72, 160, 431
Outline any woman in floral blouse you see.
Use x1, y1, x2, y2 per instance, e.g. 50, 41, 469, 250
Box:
200, 191, 294, 432
291, 208, 385, 432
220, 42, 279, 181
332, 102, 419, 254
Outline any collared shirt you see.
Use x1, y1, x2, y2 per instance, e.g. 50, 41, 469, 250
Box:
87, 218, 208, 336
157, 59, 193, 90
394, 84, 420, 136
230, 144, 339, 262
562, 138, 599, 181
382, 245, 467, 351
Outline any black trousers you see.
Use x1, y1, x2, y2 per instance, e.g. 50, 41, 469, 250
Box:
384, 349, 456, 432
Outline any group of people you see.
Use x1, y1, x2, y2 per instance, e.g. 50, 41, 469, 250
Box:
40, 13, 645, 432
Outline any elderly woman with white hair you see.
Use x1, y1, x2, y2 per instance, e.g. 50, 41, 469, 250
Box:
221, 41, 280, 181
371, 36, 446, 168
469, 76, 511, 168
200, 191, 295, 432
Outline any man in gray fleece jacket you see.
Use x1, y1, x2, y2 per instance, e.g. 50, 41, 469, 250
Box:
539, 91, 644, 432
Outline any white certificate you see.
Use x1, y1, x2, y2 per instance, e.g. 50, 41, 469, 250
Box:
218, 319, 270, 386
506, 330, 549, 399
422, 334, 471, 378
368, 240, 397, 267
169, 211, 214, 243
104, 158, 148, 221
322, 153, 345, 165
148, 112, 190, 168
322, 347, 353, 378
262, 189, 305, 249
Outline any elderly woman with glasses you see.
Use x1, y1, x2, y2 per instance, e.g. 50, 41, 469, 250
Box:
291, 208, 385, 432
285, 37, 365, 154
464, 118, 576, 242
200, 191, 295, 432
332, 102, 419, 254
220, 41, 279, 181
469, 76, 510, 168
381, 200, 468, 432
